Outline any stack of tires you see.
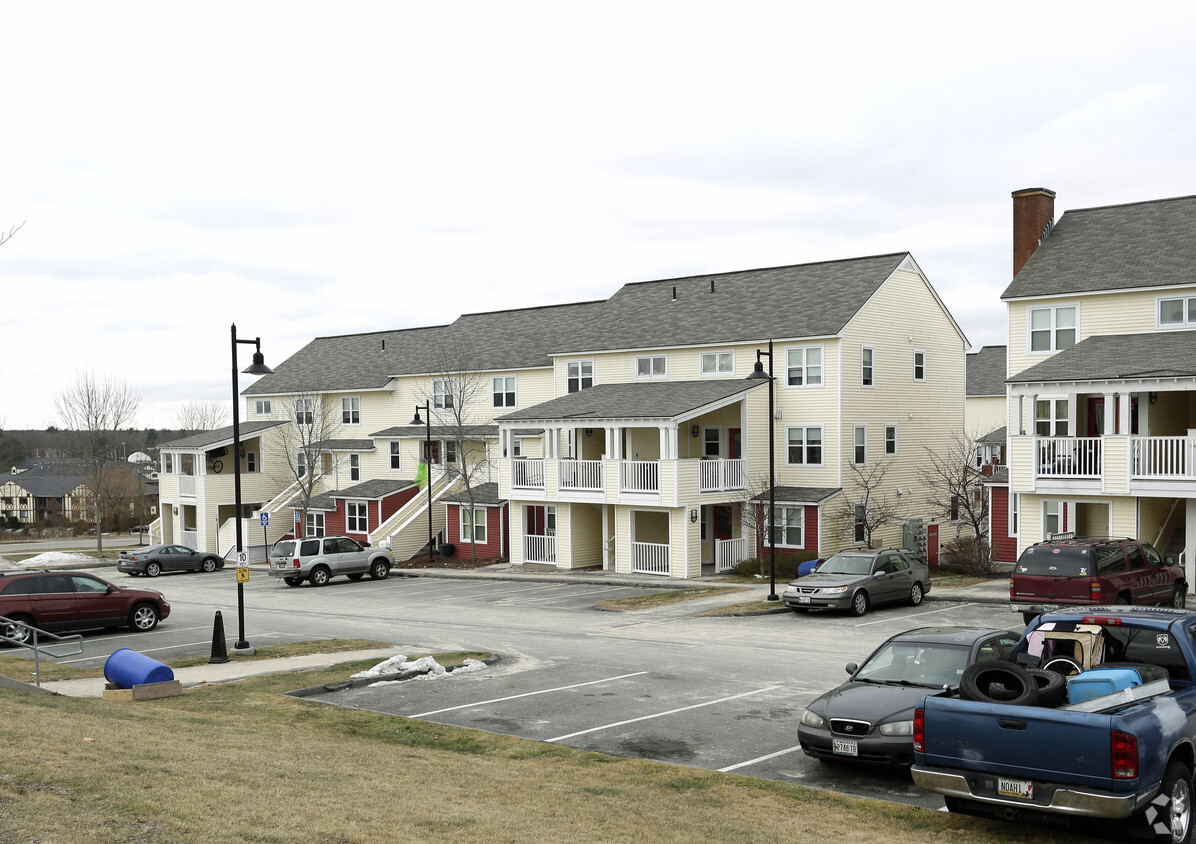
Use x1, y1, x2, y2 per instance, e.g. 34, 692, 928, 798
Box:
958, 662, 1066, 708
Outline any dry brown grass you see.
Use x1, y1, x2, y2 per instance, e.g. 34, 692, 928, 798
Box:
0, 656, 1107, 844
596, 586, 747, 612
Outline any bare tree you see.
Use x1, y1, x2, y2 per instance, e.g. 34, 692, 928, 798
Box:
52, 369, 141, 551
919, 430, 992, 571
266, 394, 344, 537
423, 348, 496, 564
0, 221, 23, 248
829, 459, 902, 548
174, 400, 230, 434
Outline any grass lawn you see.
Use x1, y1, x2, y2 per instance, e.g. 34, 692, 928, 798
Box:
0, 647, 1105, 843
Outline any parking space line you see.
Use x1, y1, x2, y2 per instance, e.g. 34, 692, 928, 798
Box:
854, 603, 974, 627
718, 743, 805, 772
409, 671, 649, 718
546, 686, 779, 743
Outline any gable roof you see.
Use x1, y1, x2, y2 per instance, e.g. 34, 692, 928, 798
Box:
306, 478, 416, 510
966, 346, 1007, 397
1007, 332, 1196, 384
496, 379, 764, 424
1002, 194, 1196, 300
161, 420, 286, 450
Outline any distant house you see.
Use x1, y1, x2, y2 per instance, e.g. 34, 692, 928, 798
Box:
0, 461, 91, 527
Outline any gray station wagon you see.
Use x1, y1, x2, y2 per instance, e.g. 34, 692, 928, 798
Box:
782, 548, 931, 617
268, 536, 393, 587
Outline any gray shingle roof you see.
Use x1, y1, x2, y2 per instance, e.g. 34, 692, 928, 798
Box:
306, 478, 416, 510
496, 379, 764, 423
312, 439, 376, 452
966, 346, 1006, 396
1007, 332, 1196, 384
0, 474, 88, 496
979, 426, 1007, 444
444, 482, 503, 506
1002, 194, 1196, 300
245, 253, 916, 396
750, 486, 841, 504
369, 425, 498, 439
160, 420, 286, 449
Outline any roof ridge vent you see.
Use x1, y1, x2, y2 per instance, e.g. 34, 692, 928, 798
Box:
1038, 218, 1054, 245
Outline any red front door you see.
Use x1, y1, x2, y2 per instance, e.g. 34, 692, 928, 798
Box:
713, 506, 733, 541
728, 428, 741, 460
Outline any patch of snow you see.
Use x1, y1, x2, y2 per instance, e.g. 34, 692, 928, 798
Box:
0, 552, 102, 570
354, 655, 488, 687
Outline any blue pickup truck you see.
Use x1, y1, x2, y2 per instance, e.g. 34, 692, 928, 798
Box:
911, 606, 1196, 843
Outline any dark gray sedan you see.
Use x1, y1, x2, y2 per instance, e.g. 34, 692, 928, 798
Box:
782, 548, 931, 616
797, 626, 1021, 766
117, 544, 224, 577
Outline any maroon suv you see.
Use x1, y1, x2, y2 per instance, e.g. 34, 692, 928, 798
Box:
1010, 537, 1186, 624
0, 570, 170, 644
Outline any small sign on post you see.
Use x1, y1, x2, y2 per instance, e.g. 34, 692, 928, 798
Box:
236, 567, 249, 584
237, 551, 249, 567
259, 512, 270, 527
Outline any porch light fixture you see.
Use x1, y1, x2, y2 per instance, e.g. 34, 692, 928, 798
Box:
231, 323, 272, 653
411, 402, 436, 565
1150, 392, 1158, 405
691, 424, 699, 438
690, 509, 698, 523
585, 428, 593, 438
748, 339, 779, 602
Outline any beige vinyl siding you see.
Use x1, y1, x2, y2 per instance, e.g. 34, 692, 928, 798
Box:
569, 503, 605, 568
966, 396, 1007, 438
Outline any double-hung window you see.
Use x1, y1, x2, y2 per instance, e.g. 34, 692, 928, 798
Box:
346, 501, 368, 534
785, 346, 823, 387
1044, 500, 1062, 537
461, 507, 487, 544
700, 351, 734, 376
853, 503, 867, 544
295, 398, 314, 426
492, 376, 516, 408
254, 399, 272, 416
296, 452, 307, 478
884, 425, 897, 456
786, 426, 823, 466
341, 397, 360, 425
853, 425, 867, 465
567, 360, 593, 393
389, 442, 401, 470
246, 451, 257, 473
1029, 305, 1077, 352
305, 512, 325, 537
1035, 398, 1069, 436
913, 351, 926, 381
768, 505, 804, 548
636, 355, 667, 378
861, 347, 875, 386
433, 379, 454, 409
349, 454, 360, 482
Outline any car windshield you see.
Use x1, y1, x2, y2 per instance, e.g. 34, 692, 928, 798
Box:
854, 642, 970, 688
272, 541, 296, 557
815, 554, 873, 576
1016, 546, 1091, 577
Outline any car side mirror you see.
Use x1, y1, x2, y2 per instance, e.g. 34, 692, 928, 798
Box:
873, 571, 886, 578
845, 663, 858, 675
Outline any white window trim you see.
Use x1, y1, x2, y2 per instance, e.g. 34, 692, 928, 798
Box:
389, 441, 402, 471
785, 425, 824, 467
1027, 304, 1079, 354
635, 354, 668, 379
861, 346, 875, 387
853, 502, 868, 544
1010, 492, 1020, 538
853, 424, 867, 465
1043, 500, 1063, 539
346, 500, 369, 534
913, 350, 926, 382
511, 437, 523, 458
765, 504, 805, 549
491, 375, 517, 408
254, 399, 272, 416
460, 506, 488, 544
349, 453, 360, 482
566, 359, 595, 393
295, 397, 314, 426
341, 396, 361, 426
1156, 294, 1196, 329
699, 350, 735, 377
305, 511, 325, 537
1035, 396, 1071, 437
784, 344, 824, 388
433, 379, 455, 409
246, 451, 258, 473
884, 424, 897, 456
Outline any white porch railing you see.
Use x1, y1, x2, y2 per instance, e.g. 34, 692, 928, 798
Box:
715, 537, 747, 573
1035, 436, 1102, 478
632, 541, 670, 574
524, 534, 557, 564
559, 459, 604, 491
620, 461, 660, 493
699, 458, 746, 493
1132, 436, 1196, 480
179, 475, 197, 497
512, 459, 545, 489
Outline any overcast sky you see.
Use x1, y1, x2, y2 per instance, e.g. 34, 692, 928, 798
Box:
3, 2, 1195, 431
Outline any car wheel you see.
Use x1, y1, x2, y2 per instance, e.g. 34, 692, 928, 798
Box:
146, 562, 161, 577
2, 615, 34, 646
347, 573, 365, 581
849, 591, 869, 617
201, 558, 217, 573
1172, 587, 1187, 610
1115, 594, 1132, 605
309, 566, 331, 587
1152, 761, 1193, 844
369, 560, 390, 581
909, 582, 924, 607
959, 662, 1040, 706
283, 576, 303, 587
128, 603, 160, 632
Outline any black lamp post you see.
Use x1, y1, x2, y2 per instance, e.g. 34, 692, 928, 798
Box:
410, 402, 436, 565
231, 323, 272, 652
748, 339, 779, 601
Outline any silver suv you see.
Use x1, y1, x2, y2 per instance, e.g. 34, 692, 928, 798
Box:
268, 536, 393, 587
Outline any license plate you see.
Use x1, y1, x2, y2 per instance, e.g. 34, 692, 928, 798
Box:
797, 596, 810, 604
832, 739, 858, 756
997, 777, 1033, 799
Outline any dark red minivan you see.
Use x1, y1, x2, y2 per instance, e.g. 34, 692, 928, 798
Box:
0, 570, 170, 644
1010, 537, 1186, 624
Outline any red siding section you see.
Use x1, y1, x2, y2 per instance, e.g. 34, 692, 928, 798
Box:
445, 503, 508, 561
989, 486, 1017, 563
753, 504, 822, 562
298, 484, 418, 542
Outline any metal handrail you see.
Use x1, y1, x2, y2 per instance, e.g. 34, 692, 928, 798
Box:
0, 615, 84, 687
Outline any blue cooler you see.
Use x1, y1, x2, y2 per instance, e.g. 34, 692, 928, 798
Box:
1067, 667, 1143, 704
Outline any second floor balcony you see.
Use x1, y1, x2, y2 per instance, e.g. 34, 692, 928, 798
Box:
506, 456, 747, 505
1016, 434, 1196, 496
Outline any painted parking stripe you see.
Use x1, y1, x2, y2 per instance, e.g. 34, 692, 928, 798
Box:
853, 602, 974, 627
718, 743, 805, 772
547, 686, 779, 743
409, 671, 649, 718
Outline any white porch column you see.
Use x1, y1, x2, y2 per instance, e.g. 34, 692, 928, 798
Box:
604, 427, 613, 458
1103, 393, 1116, 436
659, 426, 670, 460
1118, 393, 1132, 435
1138, 393, 1151, 435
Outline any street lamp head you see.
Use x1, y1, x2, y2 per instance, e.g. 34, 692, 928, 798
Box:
747, 358, 769, 380
243, 350, 273, 376
411, 408, 424, 426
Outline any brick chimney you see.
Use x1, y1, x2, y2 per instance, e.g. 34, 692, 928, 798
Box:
1012, 187, 1056, 276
